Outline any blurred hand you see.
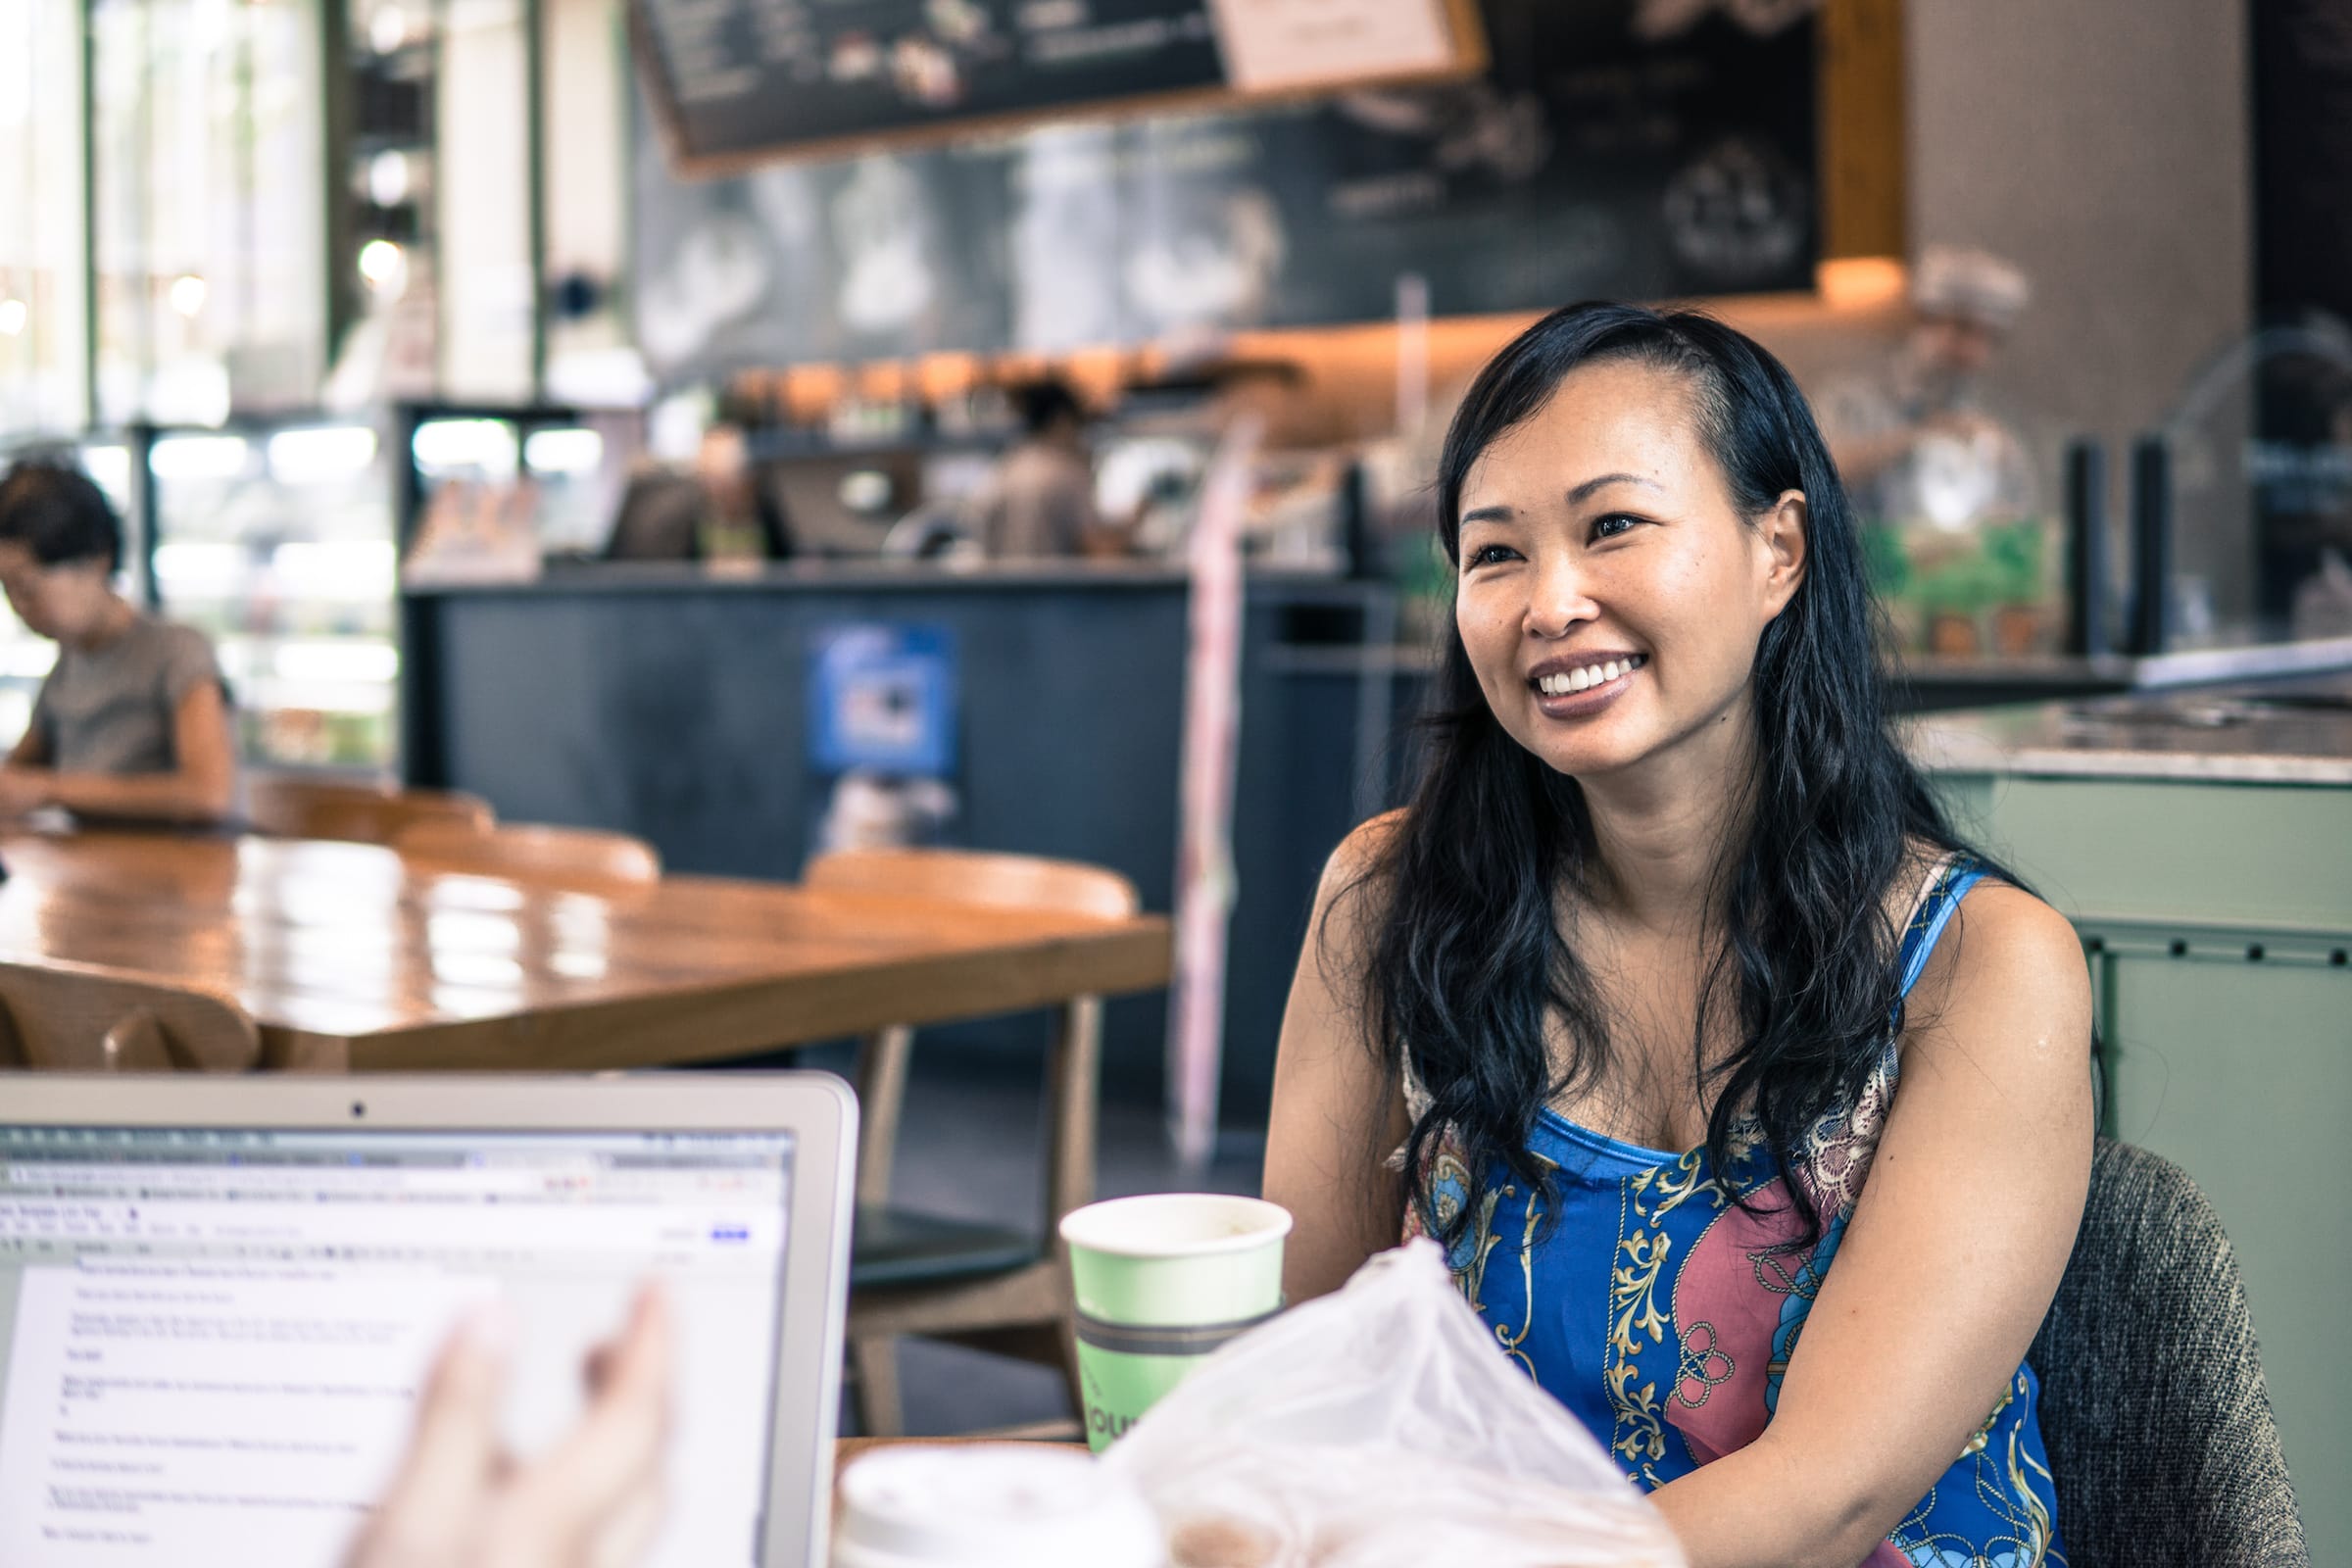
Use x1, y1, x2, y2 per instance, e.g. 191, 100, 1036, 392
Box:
0, 767, 51, 817
348, 1285, 673, 1568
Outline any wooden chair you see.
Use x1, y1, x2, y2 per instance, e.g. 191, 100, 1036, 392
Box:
247, 774, 495, 846
392, 819, 663, 888
805, 847, 1140, 1438
0, 958, 262, 1072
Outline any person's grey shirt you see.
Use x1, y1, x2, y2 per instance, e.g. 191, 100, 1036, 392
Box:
30, 615, 224, 774
975, 440, 1101, 560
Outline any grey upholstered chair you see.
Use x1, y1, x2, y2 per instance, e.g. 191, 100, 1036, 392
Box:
2029, 1138, 2310, 1568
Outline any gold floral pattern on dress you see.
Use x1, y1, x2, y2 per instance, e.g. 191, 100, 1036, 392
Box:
1962, 1380, 2018, 1458
1605, 1150, 1725, 1473
1429, 1150, 1501, 1297
1490, 1182, 1547, 1380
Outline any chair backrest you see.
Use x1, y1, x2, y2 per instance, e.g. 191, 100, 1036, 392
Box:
806, 848, 1140, 1227
393, 819, 662, 889
0, 958, 262, 1072
247, 774, 495, 846
2029, 1138, 2309, 1568
804, 848, 1139, 922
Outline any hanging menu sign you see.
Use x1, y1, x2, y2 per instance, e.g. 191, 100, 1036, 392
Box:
1208, 0, 1459, 91
632, 0, 1485, 176
631, 0, 1820, 371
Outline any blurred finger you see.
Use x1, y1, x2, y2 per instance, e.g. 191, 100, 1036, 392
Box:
586, 1470, 668, 1568
504, 1286, 674, 1564
583, 1343, 615, 1396
348, 1304, 511, 1565
561, 1287, 673, 1491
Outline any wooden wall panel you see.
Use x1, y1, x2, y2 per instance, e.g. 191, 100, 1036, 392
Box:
1821, 0, 1907, 259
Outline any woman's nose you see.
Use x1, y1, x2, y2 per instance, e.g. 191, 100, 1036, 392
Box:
1521, 561, 1598, 640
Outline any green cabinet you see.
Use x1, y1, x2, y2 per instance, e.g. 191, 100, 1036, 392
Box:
1936, 771, 2352, 1560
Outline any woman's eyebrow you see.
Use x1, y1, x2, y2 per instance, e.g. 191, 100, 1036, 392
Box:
1462, 471, 1662, 526
1566, 471, 1663, 506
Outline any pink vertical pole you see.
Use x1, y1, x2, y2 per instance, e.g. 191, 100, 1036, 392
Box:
1166, 416, 1262, 1172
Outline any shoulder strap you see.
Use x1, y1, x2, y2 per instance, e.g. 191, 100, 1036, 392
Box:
1895, 853, 1988, 997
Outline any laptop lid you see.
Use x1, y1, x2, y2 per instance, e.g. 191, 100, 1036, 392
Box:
0, 1071, 857, 1567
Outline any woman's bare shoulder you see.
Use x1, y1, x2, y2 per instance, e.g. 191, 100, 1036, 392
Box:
1908, 875, 2091, 1078
1309, 809, 1410, 975
1317, 808, 1401, 906
1941, 879, 2085, 985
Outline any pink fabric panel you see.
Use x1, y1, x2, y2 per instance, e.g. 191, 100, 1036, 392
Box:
1659, 1175, 1813, 1468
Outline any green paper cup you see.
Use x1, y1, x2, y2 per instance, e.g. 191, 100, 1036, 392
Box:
1058, 1193, 1292, 1452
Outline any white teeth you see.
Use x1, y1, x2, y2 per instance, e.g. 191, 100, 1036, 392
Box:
1537, 657, 1642, 698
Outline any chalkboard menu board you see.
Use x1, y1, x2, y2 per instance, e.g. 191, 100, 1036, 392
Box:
634, 0, 1485, 174
631, 0, 1818, 374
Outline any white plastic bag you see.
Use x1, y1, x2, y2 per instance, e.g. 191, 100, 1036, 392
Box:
1103, 1241, 1686, 1568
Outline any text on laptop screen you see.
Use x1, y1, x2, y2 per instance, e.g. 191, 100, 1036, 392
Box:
0, 1125, 795, 1567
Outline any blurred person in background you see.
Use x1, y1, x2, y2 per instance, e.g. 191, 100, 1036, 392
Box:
973, 378, 1129, 560
606, 421, 794, 565
0, 459, 236, 826
1821, 247, 2046, 654
1119, 357, 1340, 562
1824, 245, 2034, 509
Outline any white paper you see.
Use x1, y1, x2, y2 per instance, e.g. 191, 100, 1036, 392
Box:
1210, 0, 1460, 93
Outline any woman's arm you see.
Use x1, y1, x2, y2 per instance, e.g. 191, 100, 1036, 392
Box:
0, 679, 237, 824
1648, 884, 2094, 1568
1262, 816, 1412, 1305
7, 710, 47, 769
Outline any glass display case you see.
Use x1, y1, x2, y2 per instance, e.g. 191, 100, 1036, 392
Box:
402, 405, 637, 568
148, 417, 399, 769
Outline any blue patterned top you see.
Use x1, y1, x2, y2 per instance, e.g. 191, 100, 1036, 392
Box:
1406, 858, 2065, 1568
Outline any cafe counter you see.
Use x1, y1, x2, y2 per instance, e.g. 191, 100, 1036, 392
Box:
1912, 671, 2352, 1563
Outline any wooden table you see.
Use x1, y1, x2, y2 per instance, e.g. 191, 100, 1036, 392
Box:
0, 830, 1172, 1072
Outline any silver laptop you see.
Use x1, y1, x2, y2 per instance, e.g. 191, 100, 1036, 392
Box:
0, 1071, 858, 1567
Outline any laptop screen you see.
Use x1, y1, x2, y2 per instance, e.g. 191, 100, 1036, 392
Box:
0, 1123, 796, 1567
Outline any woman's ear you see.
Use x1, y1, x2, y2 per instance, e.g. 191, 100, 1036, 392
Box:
1757, 489, 1808, 619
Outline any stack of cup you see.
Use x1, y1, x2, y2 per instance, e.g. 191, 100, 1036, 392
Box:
833, 1444, 1161, 1567
1057, 1193, 1293, 1452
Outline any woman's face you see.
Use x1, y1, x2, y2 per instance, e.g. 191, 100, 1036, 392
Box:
0, 544, 113, 644
1452, 359, 1806, 784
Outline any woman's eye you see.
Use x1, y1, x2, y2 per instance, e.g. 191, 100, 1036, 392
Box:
1466, 543, 1519, 567
1592, 514, 1641, 542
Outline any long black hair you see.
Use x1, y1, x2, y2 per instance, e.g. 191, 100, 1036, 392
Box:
1347, 301, 1994, 1245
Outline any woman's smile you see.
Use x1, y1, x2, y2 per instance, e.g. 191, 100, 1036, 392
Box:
1528, 652, 1647, 718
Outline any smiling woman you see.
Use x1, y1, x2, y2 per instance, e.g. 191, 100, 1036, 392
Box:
1262, 303, 2094, 1568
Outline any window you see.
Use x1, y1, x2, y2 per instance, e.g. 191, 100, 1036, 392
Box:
92, 0, 327, 426
0, 0, 91, 438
